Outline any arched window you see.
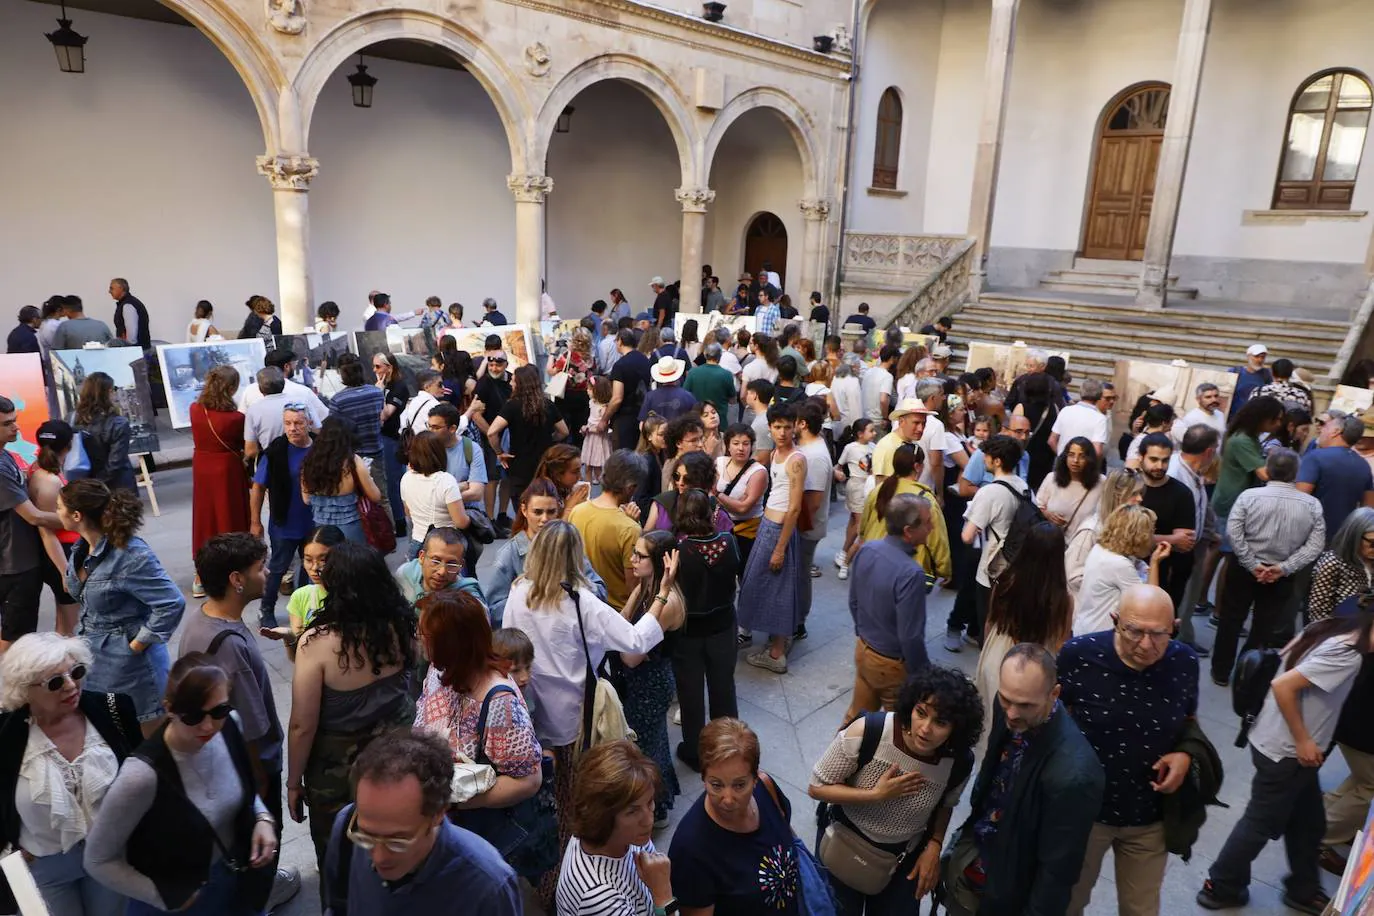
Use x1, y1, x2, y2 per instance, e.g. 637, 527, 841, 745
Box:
1274, 69, 1371, 210
872, 88, 903, 190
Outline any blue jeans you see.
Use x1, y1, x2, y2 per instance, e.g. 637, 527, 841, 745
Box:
379, 437, 406, 533
28, 841, 126, 916
261, 532, 306, 622
126, 860, 262, 916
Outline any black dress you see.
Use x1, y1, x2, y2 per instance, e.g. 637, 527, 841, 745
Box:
1025, 401, 1058, 492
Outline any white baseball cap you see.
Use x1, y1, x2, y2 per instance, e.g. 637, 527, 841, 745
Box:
1246, 343, 1268, 357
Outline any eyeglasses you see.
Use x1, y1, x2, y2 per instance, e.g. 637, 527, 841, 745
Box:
346, 807, 431, 853
31, 665, 86, 692
1361, 535, 1374, 547
630, 549, 650, 561
424, 555, 464, 575
1114, 620, 1173, 645
176, 702, 233, 727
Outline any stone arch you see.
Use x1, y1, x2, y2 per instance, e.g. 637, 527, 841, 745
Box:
150, 0, 285, 152
703, 86, 820, 197
293, 10, 530, 171
532, 54, 699, 185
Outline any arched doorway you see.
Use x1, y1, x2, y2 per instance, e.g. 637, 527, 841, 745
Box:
743, 213, 789, 288
1080, 83, 1171, 260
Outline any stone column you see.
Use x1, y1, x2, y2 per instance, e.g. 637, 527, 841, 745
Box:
676, 187, 716, 314
798, 199, 833, 307
256, 154, 319, 333
966, 0, 1020, 297
509, 174, 553, 324
1136, 0, 1214, 308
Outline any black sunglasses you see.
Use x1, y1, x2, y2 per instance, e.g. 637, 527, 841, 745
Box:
177, 702, 233, 726
33, 664, 87, 692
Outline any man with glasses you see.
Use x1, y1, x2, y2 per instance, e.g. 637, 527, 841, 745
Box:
324, 730, 519, 915
251, 405, 316, 628
394, 527, 486, 607
1058, 584, 1198, 916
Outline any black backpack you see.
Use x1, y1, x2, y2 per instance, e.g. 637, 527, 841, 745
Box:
984, 479, 1044, 582
1230, 648, 1282, 748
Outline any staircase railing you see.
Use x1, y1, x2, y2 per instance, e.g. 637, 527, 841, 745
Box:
875, 237, 976, 331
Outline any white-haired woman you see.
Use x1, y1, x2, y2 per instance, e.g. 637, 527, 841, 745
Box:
0, 633, 142, 916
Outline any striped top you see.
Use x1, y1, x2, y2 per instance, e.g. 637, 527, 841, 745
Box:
1226, 481, 1326, 575
556, 837, 655, 916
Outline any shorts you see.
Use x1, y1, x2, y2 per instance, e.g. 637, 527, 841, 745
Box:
0, 570, 42, 642
844, 477, 868, 515
40, 543, 76, 605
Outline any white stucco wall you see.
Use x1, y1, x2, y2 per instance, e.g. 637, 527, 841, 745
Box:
921, 0, 988, 236
0, 3, 277, 336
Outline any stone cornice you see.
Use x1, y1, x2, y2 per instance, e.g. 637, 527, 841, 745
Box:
500, 0, 853, 81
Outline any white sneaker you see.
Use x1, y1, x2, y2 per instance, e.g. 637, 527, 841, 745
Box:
746, 650, 788, 674
672, 706, 682, 726
837, 565, 849, 580
833, 552, 845, 569
267, 867, 301, 912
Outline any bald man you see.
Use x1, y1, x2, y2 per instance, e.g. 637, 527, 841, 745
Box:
1058, 585, 1200, 916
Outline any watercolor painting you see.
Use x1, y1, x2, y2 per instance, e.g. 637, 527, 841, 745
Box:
50, 347, 160, 454
156, 339, 266, 428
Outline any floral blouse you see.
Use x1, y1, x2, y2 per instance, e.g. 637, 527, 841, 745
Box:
552, 350, 592, 393
413, 667, 542, 776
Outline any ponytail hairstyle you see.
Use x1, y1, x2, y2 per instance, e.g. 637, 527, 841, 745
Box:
34, 419, 75, 476
59, 479, 143, 548
874, 443, 924, 520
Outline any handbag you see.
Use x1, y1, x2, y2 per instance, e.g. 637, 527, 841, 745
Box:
449, 685, 560, 878
449, 750, 497, 804
545, 371, 569, 400
565, 583, 636, 760
351, 465, 396, 554
760, 772, 839, 916
722, 458, 761, 539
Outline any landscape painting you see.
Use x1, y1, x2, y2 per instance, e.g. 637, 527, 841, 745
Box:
156, 339, 266, 428
50, 347, 160, 454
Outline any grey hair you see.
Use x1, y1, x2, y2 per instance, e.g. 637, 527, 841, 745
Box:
282, 404, 309, 421
1265, 447, 1300, 483
1080, 379, 1105, 402
915, 378, 944, 402
834, 360, 853, 379
1195, 382, 1219, 398
1330, 508, 1374, 570
0, 633, 93, 711
713, 327, 732, 344
257, 366, 285, 396
1025, 348, 1048, 368
1339, 415, 1365, 446
660, 327, 677, 342
483, 298, 498, 309
415, 368, 442, 390
703, 342, 723, 362
885, 492, 931, 537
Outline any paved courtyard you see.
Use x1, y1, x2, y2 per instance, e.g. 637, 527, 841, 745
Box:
30, 452, 1355, 915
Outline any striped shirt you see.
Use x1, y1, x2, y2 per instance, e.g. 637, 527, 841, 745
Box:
1227, 481, 1326, 575
556, 837, 655, 916
329, 384, 385, 456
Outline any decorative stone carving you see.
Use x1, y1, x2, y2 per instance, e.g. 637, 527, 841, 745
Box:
843, 233, 966, 272
524, 42, 551, 77
256, 154, 318, 190
266, 0, 306, 35
675, 187, 716, 213
831, 25, 852, 54
508, 173, 554, 203
889, 239, 974, 331
798, 198, 832, 220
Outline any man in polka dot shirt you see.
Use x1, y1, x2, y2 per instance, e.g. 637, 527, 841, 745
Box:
1058, 584, 1200, 916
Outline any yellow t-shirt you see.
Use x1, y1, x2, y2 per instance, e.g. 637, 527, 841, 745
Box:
870, 430, 911, 478
567, 501, 640, 610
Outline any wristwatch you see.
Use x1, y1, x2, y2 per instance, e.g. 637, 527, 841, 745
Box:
654, 898, 680, 916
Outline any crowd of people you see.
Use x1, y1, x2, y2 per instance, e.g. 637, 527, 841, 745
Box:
1, 279, 1373, 916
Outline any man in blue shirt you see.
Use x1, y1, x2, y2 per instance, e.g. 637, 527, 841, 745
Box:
1228, 343, 1273, 418
957, 414, 1031, 495
250, 405, 314, 628
755, 288, 781, 337
844, 492, 933, 721
1059, 584, 1199, 916
363, 292, 422, 331
329, 354, 392, 526
324, 731, 520, 916
425, 402, 489, 509
1297, 413, 1374, 543
479, 297, 509, 326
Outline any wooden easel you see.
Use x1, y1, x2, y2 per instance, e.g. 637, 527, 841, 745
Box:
132, 453, 160, 517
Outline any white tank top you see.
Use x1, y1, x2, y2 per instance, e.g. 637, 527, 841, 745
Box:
765, 450, 801, 513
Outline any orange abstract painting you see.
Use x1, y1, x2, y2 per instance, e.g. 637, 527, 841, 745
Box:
0, 353, 49, 465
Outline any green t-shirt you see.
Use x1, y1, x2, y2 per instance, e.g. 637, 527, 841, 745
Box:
1213, 432, 1266, 518
287, 584, 327, 631
682, 363, 737, 418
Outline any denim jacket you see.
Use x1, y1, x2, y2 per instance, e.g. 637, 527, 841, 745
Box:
66, 536, 186, 647
480, 532, 608, 627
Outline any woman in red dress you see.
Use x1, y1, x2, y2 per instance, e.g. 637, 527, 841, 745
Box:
190, 365, 251, 596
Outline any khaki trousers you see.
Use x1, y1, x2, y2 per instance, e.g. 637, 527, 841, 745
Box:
843, 638, 907, 723
1067, 820, 1168, 916
1325, 743, 1374, 845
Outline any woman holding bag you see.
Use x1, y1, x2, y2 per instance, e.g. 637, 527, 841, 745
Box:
807, 667, 983, 915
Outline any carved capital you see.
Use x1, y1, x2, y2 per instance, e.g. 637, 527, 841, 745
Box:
256, 154, 319, 190
799, 198, 832, 220
266, 0, 306, 34
525, 42, 551, 77
507, 174, 554, 203
675, 187, 716, 213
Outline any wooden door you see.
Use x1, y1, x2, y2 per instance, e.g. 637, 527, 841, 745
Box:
744, 212, 788, 288
1082, 84, 1170, 261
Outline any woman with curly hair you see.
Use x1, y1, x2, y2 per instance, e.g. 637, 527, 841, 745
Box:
809, 666, 983, 912
1065, 468, 1145, 599
286, 541, 416, 875
58, 480, 184, 736
534, 443, 591, 517
189, 365, 250, 597
298, 416, 382, 545
70, 371, 136, 492
237, 294, 280, 342
550, 329, 594, 447
1075, 504, 1169, 637
486, 364, 568, 510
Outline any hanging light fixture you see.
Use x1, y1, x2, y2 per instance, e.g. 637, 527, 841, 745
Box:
46, 2, 88, 74
555, 106, 575, 134
347, 55, 376, 108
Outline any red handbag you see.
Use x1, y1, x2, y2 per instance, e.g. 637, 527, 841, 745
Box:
352, 464, 396, 555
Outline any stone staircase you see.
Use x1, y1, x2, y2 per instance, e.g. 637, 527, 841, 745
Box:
1040, 258, 1199, 299
948, 289, 1350, 406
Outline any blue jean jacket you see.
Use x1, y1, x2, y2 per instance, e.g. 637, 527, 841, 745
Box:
66, 536, 186, 647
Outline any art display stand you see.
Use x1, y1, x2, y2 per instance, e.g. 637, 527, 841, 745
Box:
134, 453, 160, 517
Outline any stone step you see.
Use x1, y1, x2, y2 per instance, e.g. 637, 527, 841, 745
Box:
1041, 274, 1200, 298
975, 290, 1351, 333
1074, 257, 1147, 273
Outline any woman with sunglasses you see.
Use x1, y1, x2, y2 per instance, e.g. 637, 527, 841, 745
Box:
0, 633, 142, 916
644, 450, 732, 534
85, 654, 279, 915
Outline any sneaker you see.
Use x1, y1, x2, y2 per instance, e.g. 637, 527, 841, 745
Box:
1208, 613, 1221, 628
961, 633, 983, 650
259, 614, 280, 630
671, 706, 681, 726
191, 579, 206, 599
1196, 880, 1248, 910
810, 565, 822, 578
837, 565, 849, 580
1193, 602, 1213, 616
1211, 675, 1230, 688
1281, 890, 1331, 915
737, 630, 753, 648
833, 553, 845, 569
793, 624, 808, 641
278, 576, 294, 596
746, 650, 788, 673
675, 742, 701, 772
1319, 845, 1349, 877
944, 629, 963, 653
267, 867, 302, 911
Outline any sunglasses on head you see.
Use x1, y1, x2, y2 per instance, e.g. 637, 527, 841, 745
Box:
32, 664, 86, 692
177, 702, 233, 726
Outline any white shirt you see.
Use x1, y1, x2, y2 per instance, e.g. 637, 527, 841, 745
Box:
1073, 544, 1147, 635
832, 376, 864, 434
399, 391, 440, 435
556, 838, 656, 916
718, 349, 742, 376
1051, 402, 1110, 452
764, 270, 782, 289
766, 449, 806, 513
740, 357, 777, 387
716, 456, 767, 520
964, 475, 1029, 587
400, 470, 461, 542
896, 373, 918, 404
861, 366, 895, 423
16, 720, 118, 856
917, 415, 947, 487
1175, 406, 1227, 441
237, 377, 328, 427
503, 580, 664, 747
